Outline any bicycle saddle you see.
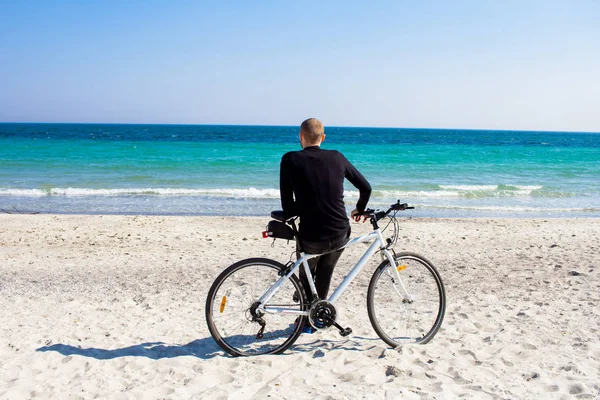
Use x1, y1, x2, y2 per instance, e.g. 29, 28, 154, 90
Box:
270, 210, 287, 221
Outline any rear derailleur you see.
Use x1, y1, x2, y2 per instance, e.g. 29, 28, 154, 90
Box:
248, 302, 266, 339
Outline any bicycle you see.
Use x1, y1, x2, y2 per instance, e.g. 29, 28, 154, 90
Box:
205, 201, 446, 357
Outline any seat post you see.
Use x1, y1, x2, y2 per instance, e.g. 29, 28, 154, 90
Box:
290, 219, 304, 253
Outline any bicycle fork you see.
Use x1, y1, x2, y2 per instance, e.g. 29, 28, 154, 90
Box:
381, 249, 414, 303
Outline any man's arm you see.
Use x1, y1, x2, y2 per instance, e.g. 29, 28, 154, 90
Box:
279, 153, 296, 218
341, 153, 372, 213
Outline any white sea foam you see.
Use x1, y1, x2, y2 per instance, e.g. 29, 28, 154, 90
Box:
200, 188, 281, 197
511, 185, 544, 191
438, 185, 498, 191
347, 187, 545, 198
0, 188, 47, 197
439, 184, 543, 191
416, 203, 600, 213
0, 187, 282, 198
345, 190, 464, 198
0, 186, 548, 198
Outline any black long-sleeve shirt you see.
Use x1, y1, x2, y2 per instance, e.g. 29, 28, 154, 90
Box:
280, 146, 371, 241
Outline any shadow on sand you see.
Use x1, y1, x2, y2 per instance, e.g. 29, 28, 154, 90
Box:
36, 337, 223, 360
36, 334, 383, 360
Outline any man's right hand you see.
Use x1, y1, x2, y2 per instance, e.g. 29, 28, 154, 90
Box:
350, 209, 368, 223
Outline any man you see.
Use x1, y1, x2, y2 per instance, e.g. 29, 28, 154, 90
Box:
280, 118, 371, 331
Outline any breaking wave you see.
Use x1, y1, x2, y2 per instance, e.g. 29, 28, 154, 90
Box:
0, 184, 572, 199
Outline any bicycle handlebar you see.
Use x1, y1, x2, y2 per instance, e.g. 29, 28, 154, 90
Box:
271, 200, 413, 227
357, 200, 414, 221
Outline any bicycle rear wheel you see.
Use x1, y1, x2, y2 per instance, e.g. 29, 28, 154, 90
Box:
367, 252, 445, 346
205, 258, 307, 356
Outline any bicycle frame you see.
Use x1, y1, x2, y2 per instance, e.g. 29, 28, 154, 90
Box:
257, 227, 413, 315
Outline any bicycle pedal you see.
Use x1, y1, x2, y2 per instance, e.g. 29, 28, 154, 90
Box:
339, 327, 352, 337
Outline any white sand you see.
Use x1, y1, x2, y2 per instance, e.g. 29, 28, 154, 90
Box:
1, 214, 599, 399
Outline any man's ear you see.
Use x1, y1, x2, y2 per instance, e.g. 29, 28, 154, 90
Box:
321, 134, 326, 144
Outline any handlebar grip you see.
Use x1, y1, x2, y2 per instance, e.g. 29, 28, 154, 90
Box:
356, 208, 375, 216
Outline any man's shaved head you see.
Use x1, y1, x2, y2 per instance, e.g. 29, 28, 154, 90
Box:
300, 118, 324, 145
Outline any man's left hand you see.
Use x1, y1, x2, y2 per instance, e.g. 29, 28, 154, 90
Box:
350, 209, 368, 223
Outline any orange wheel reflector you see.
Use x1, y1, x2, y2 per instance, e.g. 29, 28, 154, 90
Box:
219, 296, 227, 313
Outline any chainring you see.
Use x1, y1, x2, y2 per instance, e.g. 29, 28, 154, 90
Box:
308, 300, 337, 329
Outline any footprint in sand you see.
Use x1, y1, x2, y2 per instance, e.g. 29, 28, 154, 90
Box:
451, 371, 472, 385
521, 342, 537, 350
458, 349, 477, 359
568, 384, 583, 395
365, 347, 388, 360
218, 374, 235, 384
501, 358, 514, 367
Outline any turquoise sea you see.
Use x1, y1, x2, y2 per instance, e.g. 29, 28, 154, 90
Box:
1, 123, 599, 217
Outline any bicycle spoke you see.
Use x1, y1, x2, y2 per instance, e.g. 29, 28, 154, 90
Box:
206, 259, 305, 356
368, 253, 445, 346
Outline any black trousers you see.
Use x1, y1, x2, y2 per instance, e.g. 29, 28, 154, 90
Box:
297, 229, 350, 301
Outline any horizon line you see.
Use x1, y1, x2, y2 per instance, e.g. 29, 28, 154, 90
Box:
0, 121, 598, 135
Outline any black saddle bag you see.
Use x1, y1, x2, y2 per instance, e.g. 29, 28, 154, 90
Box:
264, 220, 295, 241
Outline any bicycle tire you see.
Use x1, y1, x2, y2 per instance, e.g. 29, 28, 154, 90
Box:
205, 258, 307, 356
367, 252, 445, 346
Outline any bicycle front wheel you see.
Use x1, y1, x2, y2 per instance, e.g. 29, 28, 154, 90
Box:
367, 252, 446, 346
205, 258, 307, 356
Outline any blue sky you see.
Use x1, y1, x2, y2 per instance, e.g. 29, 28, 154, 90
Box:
1, 1, 599, 131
